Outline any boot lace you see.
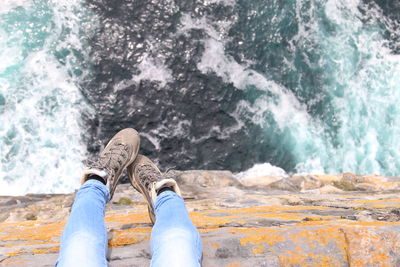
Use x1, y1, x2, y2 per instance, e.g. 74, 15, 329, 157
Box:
88, 142, 130, 180
137, 164, 161, 190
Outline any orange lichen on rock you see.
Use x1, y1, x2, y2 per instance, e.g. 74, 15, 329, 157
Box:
230, 226, 348, 264
251, 244, 265, 254
108, 227, 151, 248
235, 228, 285, 248
190, 212, 233, 228
210, 243, 219, 248
278, 251, 341, 267
3, 240, 58, 248
225, 262, 244, 267
338, 195, 354, 198
343, 228, 400, 266
297, 219, 400, 227
31, 246, 59, 254
209, 205, 330, 214
104, 211, 150, 225
288, 222, 400, 266
288, 226, 348, 248
347, 221, 400, 226
354, 198, 400, 208
203, 241, 220, 249
203, 211, 303, 222
6, 248, 25, 256
7, 246, 59, 256
0, 221, 64, 242
225, 222, 400, 266
189, 205, 336, 229
354, 198, 400, 204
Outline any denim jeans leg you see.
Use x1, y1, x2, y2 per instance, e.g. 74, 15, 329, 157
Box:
56, 179, 110, 267
150, 191, 202, 267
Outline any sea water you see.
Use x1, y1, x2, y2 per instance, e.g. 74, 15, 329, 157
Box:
1, 0, 399, 195
0, 0, 95, 195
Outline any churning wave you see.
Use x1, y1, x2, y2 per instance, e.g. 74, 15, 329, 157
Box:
1, 0, 399, 195
0, 0, 95, 195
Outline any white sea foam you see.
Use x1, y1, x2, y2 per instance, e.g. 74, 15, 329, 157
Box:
142, 119, 192, 152
236, 163, 288, 179
287, 0, 400, 175
306, 0, 400, 175
114, 53, 173, 91
0, 0, 32, 14
203, 0, 235, 7
0, 0, 96, 195
139, 132, 161, 150
134, 54, 173, 87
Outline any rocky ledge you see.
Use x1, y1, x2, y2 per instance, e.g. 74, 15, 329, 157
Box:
1, 172, 400, 266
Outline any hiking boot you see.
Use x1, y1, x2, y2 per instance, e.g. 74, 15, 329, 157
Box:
81, 128, 140, 199
127, 155, 181, 224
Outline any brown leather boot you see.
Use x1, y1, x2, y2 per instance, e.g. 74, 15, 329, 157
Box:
81, 128, 140, 199
127, 155, 181, 224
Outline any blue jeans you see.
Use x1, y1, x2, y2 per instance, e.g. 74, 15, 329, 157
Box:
56, 180, 202, 267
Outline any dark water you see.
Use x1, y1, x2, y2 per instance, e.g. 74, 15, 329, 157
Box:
1, 0, 399, 195
82, 0, 400, 173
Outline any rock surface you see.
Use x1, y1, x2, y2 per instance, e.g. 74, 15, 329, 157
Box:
1, 172, 400, 266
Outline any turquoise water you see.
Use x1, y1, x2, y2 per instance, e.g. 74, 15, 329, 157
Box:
0, 0, 95, 195
231, 0, 400, 175
0, 0, 399, 195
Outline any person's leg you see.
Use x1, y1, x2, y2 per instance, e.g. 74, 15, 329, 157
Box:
56, 180, 109, 267
127, 155, 202, 267
150, 191, 202, 267
56, 128, 140, 267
